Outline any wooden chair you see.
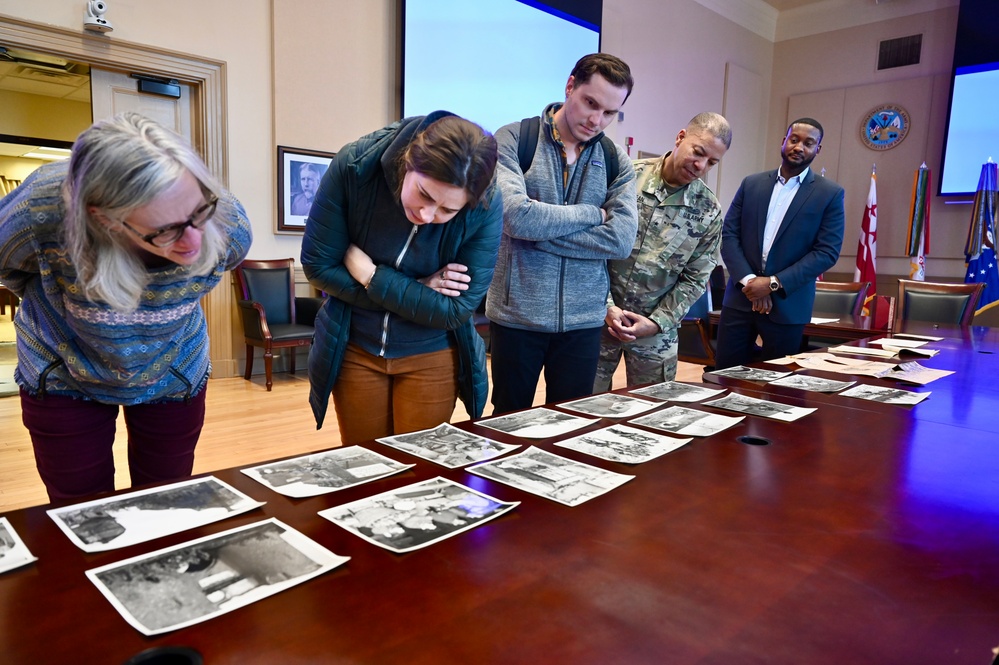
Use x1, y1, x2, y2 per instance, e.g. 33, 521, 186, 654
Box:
232, 258, 323, 391
896, 279, 984, 327
813, 280, 870, 316
678, 290, 716, 367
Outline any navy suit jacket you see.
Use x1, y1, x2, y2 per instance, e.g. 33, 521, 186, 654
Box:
721, 168, 845, 324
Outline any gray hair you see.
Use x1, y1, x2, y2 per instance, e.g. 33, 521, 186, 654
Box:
62, 112, 230, 311
688, 112, 732, 149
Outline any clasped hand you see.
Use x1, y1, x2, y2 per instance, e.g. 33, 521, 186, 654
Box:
605, 306, 659, 342
741, 276, 773, 314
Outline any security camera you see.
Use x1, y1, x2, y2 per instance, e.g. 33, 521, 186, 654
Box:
84, 0, 114, 33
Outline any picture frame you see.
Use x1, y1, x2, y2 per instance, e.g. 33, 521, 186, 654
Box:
276, 146, 335, 233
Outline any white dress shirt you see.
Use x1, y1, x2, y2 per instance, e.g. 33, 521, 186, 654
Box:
739, 167, 809, 285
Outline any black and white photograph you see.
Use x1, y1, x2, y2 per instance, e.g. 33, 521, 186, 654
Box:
840, 384, 931, 405
319, 477, 518, 554
629, 381, 726, 402
707, 366, 793, 382
631, 406, 745, 437
558, 393, 661, 418
876, 361, 954, 385
277, 146, 334, 232
703, 392, 816, 422
477, 407, 599, 439
47, 477, 264, 553
768, 374, 856, 393
241, 446, 414, 497
86, 519, 349, 636
468, 446, 634, 506
555, 424, 692, 464
377, 423, 519, 468
0, 517, 37, 574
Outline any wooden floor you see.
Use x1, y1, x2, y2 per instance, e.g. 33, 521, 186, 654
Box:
0, 311, 705, 513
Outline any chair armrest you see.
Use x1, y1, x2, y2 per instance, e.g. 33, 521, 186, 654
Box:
236, 299, 270, 341
295, 296, 323, 326
678, 317, 716, 365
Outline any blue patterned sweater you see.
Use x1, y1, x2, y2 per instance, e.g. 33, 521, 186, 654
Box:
0, 161, 252, 404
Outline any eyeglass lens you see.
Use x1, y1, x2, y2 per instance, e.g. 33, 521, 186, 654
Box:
149, 198, 218, 247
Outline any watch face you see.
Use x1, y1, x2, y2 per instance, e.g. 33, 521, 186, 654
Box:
770, 278, 779, 291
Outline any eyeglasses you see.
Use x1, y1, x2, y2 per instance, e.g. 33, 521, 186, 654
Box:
120, 195, 219, 248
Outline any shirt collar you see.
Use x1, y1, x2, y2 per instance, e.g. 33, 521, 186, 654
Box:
545, 103, 602, 154
776, 166, 810, 186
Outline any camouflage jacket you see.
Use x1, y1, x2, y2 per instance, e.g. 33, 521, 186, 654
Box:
607, 155, 723, 333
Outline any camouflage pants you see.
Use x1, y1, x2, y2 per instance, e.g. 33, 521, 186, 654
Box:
593, 326, 679, 392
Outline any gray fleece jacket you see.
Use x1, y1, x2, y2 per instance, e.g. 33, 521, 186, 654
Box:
486, 103, 638, 333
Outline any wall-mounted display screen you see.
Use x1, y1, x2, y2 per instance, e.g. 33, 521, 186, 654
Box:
939, 63, 999, 196
402, 0, 601, 134
939, 0, 999, 196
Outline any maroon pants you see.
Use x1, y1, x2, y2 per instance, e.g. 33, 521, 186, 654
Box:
20, 387, 207, 502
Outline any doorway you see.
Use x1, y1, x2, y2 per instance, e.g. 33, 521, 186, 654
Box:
0, 15, 238, 378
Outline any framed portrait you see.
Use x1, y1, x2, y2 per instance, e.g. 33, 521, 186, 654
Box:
276, 146, 335, 233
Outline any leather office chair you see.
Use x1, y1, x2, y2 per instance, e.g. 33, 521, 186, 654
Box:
803, 281, 871, 350
232, 258, 322, 391
813, 280, 870, 316
896, 279, 984, 326
678, 290, 716, 367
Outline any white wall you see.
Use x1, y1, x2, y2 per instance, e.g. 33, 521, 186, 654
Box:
604, 0, 774, 212
768, 7, 962, 280
0, 0, 277, 257
6, 1, 967, 287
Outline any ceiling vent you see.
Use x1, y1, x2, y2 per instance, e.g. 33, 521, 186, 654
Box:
11, 64, 90, 88
878, 34, 922, 70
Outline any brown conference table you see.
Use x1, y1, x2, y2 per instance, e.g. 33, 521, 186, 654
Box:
709, 309, 887, 342
2, 323, 998, 664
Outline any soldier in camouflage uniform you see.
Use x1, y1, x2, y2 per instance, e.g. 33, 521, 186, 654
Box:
594, 113, 731, 391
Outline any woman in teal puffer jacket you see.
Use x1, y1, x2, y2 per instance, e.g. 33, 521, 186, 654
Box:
301, 112, 501, 443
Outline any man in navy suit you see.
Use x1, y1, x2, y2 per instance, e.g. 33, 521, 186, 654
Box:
715, 118, 845, 368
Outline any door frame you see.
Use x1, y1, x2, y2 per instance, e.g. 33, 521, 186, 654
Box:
0, 15, 239, 378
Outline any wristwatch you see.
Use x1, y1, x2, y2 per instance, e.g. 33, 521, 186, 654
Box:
769, 275, 781, 292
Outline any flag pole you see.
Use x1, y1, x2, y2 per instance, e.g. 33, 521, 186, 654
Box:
854, 166, 878, 314
965, 159, 999, 314
905, 162, 931, 281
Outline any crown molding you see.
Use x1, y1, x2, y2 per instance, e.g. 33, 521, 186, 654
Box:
775, 0, 959, 42
693, 0, 958, 43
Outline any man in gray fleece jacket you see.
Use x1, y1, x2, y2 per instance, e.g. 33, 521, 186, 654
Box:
486, 53, 639, 414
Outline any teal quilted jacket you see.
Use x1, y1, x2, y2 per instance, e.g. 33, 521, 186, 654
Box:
301, 114, 502, 429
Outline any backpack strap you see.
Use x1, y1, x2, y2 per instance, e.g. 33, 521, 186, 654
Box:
517, 116, 541, 175
599, 135, 621, 186
518, 115, 620, 186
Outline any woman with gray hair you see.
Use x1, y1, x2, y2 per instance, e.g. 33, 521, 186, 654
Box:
0, 112, 252, 501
